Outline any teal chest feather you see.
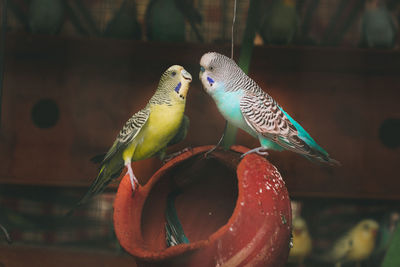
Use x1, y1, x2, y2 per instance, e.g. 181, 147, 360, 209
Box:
212, 89, 256, 137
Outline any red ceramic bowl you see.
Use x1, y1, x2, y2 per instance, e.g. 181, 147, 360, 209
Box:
113, 145, 292, 267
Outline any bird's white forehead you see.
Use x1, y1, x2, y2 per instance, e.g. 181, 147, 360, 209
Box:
200, 52, 218, 67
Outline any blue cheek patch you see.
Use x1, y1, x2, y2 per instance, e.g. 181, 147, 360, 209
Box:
174, 82, 182, 93
207, 76, 214, 85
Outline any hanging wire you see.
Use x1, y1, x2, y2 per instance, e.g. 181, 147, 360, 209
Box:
0, 0, 8, 129
0, 223, 12, 244
231, 0, 237, 59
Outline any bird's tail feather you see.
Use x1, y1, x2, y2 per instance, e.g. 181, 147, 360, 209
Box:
90, 153, 107, 164
276, 135, 341, 167
307, 149, 341, 167
279, 108, 340, 166
297, 137, 341, 167
165, 189, 189, 247
65, 165, 116, 217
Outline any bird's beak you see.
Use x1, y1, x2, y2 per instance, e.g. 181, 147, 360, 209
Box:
293, 229, 303, 236
199, 66, 205, 80
181, 69, 192, 82
178, 69, 192, 99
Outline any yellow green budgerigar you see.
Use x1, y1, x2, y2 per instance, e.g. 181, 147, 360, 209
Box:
318, 219, 379, 267
72, 65, 192, 211
288, 217, 312, 265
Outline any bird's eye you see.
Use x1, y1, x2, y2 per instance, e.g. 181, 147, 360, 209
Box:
171, 71, 177, 77
209, 66, 214, 71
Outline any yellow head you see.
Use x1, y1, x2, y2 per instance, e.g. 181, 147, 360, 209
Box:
157, 65, 192, 103
292, 217, 309, 236
346, 219, 379, 262
352, 219, 379, 241
289, 217, 312, 263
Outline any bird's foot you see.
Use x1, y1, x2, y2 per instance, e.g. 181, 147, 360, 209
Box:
163, 147, 193, 164
241, 147, 269, 158
126, 163, 139, 195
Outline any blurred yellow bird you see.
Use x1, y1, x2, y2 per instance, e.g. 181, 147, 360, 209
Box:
288, 217, 312, 266
319, 219, 379, 267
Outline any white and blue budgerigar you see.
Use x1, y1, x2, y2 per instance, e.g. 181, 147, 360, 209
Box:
199, 52, 339, 165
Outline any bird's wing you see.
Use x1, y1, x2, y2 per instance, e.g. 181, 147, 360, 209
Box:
240, 90, 293, 135
101, 107, 150, 164
316, 232, 353, 263
240, 91, 317, 157
328, 233, 353, 263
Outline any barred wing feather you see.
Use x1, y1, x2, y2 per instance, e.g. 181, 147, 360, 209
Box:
101, 107, 150, 164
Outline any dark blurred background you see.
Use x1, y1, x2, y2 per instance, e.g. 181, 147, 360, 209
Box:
0, 0, 399, 266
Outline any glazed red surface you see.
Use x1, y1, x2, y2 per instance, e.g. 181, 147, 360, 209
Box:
113, 145, 292, 267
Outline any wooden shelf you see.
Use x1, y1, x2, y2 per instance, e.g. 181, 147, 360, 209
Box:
0, 33, 399, 199
0, 244, 136, 267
